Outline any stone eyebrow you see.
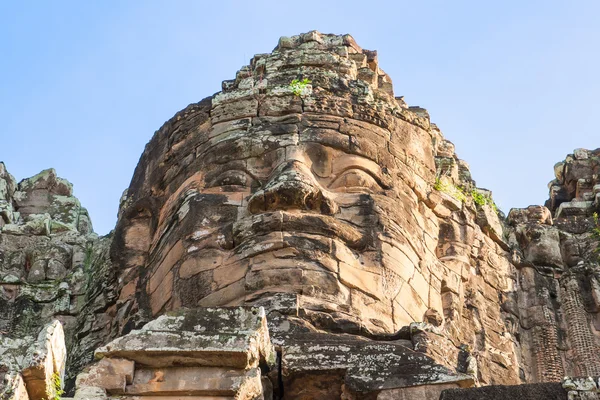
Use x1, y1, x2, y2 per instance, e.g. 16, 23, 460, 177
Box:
298, 127, 380, 162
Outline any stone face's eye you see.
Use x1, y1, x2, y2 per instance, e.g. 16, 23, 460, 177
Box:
206, 170, 255, 188
328, 169, 381, 193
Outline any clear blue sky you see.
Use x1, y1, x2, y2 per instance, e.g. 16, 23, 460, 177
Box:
1, 1, 599, 235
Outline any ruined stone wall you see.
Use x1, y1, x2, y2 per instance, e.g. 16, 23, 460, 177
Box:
0, 165, 116, 393
508, 148, 600, 382
421, 127, 523, 386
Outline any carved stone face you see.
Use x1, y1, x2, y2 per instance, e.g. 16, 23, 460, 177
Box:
118, 33, 438, 335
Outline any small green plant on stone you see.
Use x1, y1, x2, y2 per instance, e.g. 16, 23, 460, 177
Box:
471, 189, 498, 212
289, 78, 311, 96
83, 244, 94, 272
45, 372, 64, 400
470, 190, 486, 206
434, 177, 467, 202
592, 212, 600, 259
592, 213, 600, 237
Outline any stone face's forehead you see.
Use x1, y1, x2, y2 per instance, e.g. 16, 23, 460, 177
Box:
210, 30, 430, 132
198, 121, 386, 164
193, 126, 397, 194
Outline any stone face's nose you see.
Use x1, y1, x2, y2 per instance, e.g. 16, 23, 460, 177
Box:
247, 161, 338, 215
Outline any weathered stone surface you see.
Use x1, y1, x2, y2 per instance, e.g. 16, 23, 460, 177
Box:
124, 367, 262, 397
0, 164, 116, 393
440, 382, 567, 400
0, 372, 29, 400
3, 31, 600, 400
75, 358, 134, 393
377, 383, 461, 400
100, 31, 529, 390
280, 331, 473, 398
75, 308, 273, 400
21, 320, 66, 400
0, 320, 67, 400
94, 307, 275, 370
9, 168, 92, 235
506, 148, 600, 384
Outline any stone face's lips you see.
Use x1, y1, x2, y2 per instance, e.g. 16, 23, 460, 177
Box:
232, 210, 366, 250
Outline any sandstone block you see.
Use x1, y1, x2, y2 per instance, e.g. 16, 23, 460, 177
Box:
73, 386, 108, 400
197, 280, 245, 307
124, 366, 262, 398
556, 200, 594, 218
409, 268, 430, 305
282, 332, 473, 397
377, 383, 462, 400
76, 358, 134, 394
148, 241, 183, 294
21, 320, 66, 400
149, 270, 173, 315
211, 97, 258, 125
0, 372, 29, 400
339, 261, 382, 300
180, 249, 225, 279
95, 308, 275, 370
394, 283, 427, 322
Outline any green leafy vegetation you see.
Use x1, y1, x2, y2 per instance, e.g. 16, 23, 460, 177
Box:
83, 244, 94, 272
434, 177, 499, 213
592, 212, 600, 259
434, 177, 466, 202
471, 189, 498, 212
593, 213, 600, 237
45, 373, 64, 400
289, 78, 311, 96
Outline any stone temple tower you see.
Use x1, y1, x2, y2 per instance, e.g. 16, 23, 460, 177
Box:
1, 31, 600, 400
